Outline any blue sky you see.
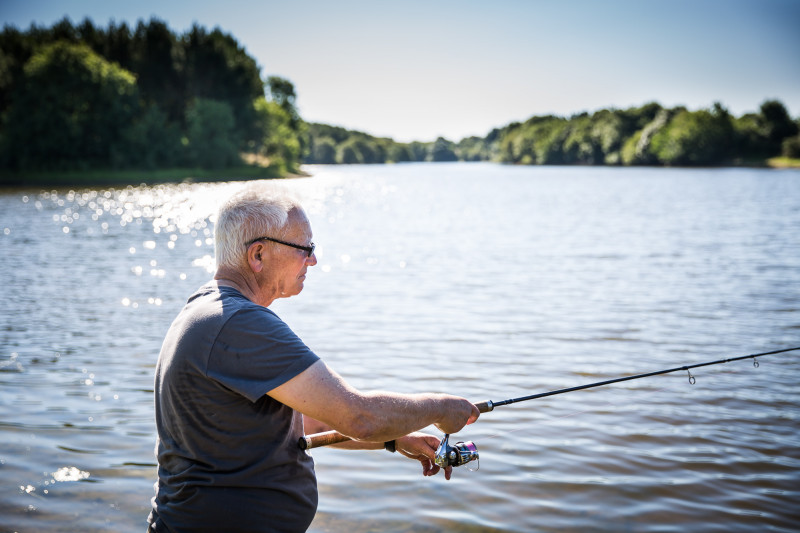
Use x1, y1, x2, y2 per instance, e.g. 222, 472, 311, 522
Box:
2, 0, 798, 142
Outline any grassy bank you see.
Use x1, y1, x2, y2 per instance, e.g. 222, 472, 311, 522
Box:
767, 157, 800, 169
0, 164, 289, 189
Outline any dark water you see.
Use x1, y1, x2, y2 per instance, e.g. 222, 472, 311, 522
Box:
1, 163, 799, 532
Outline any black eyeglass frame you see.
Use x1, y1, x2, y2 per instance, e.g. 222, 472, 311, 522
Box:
246, 236, 315, 258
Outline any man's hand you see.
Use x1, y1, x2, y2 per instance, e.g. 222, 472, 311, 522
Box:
395, 432, 454, 480
432, 396, 480, 435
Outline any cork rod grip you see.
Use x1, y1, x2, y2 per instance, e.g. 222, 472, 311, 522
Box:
298, 430, 352, 450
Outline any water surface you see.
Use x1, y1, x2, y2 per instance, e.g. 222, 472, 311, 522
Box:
1, 163, 798, 532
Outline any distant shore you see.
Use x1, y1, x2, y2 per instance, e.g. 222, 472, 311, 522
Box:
0, 164, 292, 189
1, 158, 797, 190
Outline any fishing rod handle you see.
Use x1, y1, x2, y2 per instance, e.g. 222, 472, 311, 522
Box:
476, 400, 494, 413
299, 430, 351, 450
299, 401, 494, 450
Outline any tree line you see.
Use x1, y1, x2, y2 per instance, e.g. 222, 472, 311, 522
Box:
1, 18, 798, 186
304, 123, 464, 165
0, 17, 304, 183
304, 101, 799, 166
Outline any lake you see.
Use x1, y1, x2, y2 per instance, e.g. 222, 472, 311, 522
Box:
1, 163, 799, 532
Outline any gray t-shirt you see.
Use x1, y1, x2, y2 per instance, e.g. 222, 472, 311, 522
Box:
148, 283, 320, 532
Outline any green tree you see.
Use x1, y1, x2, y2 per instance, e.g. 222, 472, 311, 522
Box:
48, 17, 79, 42
649, 103, 734, 166
757, 100, 798, 156
515, 116, 569, 164
183, 25, 264, 147
782, 134, 800, 158
621, 108, 675, 165
497, 123, 523, 163
457, 136, 490, 161
252, 96, 302, 172
0, 26, 36, 116
0, 18, 323, 176
430, 137, 457, 161
75, 18, 104, 55
388, 143, 412, 163
310, 136, 337, 164
562, 113, 599, 164
132, 18, 185, 124
733, 113, 766, 160
306, 122, 352, 145
337, 139, 361, 164
336, 137, 379, 164
591, 109, 639, 165
2, 41, 139, 170
267, 76, 298, 120
629, 102, 663, 129
265, 76, 309, 159
115, 104, 184, 170
733, 100, 798, 160
408, 141, 431, 162
185, 98, 241, 169
97, 20, 134, 70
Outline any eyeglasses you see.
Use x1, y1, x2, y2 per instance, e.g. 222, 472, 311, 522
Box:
247, 236, 315, 258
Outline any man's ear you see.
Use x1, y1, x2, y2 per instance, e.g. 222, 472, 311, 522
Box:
247, 243, 265, 273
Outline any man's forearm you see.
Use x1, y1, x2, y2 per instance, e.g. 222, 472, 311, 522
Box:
272, 361, 477, 442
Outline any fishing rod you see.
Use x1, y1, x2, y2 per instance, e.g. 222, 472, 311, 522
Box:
298, 346, 800, 468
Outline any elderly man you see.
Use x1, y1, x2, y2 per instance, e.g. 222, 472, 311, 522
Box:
147, 185, 479, 532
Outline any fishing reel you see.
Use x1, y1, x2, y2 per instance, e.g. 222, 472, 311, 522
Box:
434, 434, 479, 470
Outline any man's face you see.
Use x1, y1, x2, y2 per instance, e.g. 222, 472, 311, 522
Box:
262, 208, 317, 300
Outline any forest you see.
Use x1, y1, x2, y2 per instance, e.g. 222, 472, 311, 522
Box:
306, 101, 800, 167
0, 17, 304, 184
1, 18, 799, 186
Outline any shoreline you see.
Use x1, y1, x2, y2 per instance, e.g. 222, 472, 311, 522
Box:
1, 159, 797, 190
0, 164, 293, 189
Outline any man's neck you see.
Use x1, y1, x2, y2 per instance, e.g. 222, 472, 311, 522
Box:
214, 267, 272, 307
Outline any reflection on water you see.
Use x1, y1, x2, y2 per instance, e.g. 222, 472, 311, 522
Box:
1, 163, 799, 532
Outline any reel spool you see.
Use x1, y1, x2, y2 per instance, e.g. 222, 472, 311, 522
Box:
434, 434, 479, 470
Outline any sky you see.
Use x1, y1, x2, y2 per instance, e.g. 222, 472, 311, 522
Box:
2, 0, 799, 142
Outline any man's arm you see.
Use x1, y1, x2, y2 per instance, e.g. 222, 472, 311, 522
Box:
303, 415, 455, 479
269, 360, 478, 443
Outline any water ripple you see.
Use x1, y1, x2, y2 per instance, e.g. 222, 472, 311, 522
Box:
1, 165, 799, 532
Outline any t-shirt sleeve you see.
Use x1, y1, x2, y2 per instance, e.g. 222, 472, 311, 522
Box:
206, 306, 320, 403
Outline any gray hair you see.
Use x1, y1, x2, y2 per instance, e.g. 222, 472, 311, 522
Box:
214, 184, 302, 271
